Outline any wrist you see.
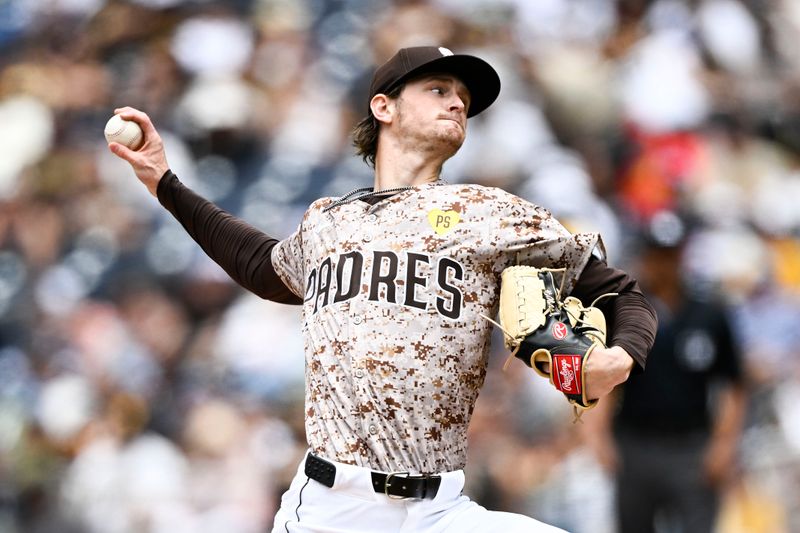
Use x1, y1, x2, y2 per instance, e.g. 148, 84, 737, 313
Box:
609, 345, 635, 380
145, 167, 169, 197
622, 350, 635, 373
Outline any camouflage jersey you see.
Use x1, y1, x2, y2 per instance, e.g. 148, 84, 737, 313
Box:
272, 182, 599, 474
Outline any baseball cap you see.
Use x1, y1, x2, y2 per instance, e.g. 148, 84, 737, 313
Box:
642, 210, 689, 249
368, 46, 501, 118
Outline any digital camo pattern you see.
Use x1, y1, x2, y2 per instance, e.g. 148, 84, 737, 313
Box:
272, 182, 599, 474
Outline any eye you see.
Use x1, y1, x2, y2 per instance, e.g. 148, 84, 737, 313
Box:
431, 87, 445, 95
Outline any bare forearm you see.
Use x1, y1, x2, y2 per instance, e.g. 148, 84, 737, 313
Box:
704, 384, 748, 485
712, 385, 747, 442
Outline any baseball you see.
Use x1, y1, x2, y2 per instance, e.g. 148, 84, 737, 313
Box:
104, 114, 144, 150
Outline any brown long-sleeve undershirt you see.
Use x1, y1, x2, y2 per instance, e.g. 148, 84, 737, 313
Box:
157, 170, 656, 368
571, 256, 657, 371
157, 170, 302, 305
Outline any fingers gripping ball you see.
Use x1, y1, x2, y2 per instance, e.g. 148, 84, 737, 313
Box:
104, 114, 144, 150
485, 266, 615, 419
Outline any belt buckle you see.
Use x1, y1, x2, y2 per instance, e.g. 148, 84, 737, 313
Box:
384, 471, 410, 500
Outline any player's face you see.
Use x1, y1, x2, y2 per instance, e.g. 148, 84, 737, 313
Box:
394, 74, 471, 158
640, 246, 682, 291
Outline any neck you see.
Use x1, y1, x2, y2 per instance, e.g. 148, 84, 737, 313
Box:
372, 141, 447, 191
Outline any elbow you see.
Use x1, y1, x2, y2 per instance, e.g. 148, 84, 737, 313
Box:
261, 290, 303, 305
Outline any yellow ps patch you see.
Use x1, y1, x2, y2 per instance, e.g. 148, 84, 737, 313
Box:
427, 209, 460, 235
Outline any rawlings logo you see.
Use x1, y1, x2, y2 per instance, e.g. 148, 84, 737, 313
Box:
552, 322, 568, 340
559, 358, 575, 391
553, 354, 581, 394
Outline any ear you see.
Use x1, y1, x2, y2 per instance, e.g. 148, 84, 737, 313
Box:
370, 94, 395, 125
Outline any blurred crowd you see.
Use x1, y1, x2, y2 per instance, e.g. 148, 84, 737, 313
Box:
1, 0, 800, 532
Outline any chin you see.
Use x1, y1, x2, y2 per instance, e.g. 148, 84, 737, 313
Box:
445, 132, 465, 152
437, 125, 465, 146
427, 133, 462, 158
414, 126, 465, 157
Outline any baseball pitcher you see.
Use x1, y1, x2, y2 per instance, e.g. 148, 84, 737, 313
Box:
109, 46, 657, 532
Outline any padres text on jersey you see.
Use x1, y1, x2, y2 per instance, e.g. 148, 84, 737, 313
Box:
303, 250, 465, 319
272, 182, 599, 474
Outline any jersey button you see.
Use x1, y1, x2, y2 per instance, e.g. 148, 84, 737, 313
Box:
368, 425, 378, 435
353, 316, 363, 325
354, 369, 365, 378
363, 234, 372, 242
368, 214, 378, 222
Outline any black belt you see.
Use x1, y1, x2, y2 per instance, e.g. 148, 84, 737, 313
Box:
305, 453, 441, 500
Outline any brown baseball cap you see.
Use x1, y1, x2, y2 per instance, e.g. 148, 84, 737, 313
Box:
368, 46, 501, 118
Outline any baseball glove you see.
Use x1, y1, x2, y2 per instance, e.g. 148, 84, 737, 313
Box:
484, 266, 615, 419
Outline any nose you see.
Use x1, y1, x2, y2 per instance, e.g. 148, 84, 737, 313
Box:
449, 95, 466, 113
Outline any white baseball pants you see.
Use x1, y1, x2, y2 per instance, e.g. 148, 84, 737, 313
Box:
271, 452, 567, 533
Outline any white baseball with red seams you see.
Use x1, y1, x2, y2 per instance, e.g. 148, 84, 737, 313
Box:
104, 114, 144, 150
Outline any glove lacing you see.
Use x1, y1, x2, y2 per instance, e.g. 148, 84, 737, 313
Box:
564, 292, 618, 345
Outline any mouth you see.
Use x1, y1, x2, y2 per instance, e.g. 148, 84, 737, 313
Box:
439, 117, 465, 129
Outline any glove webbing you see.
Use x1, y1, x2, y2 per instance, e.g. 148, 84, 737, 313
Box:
482, 269, 618, 422
481, 267, 569, 370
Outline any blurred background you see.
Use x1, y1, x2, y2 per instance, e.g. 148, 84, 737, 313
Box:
1, 0, 799, 532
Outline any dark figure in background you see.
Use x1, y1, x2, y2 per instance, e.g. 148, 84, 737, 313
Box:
586, 214, 748, 533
